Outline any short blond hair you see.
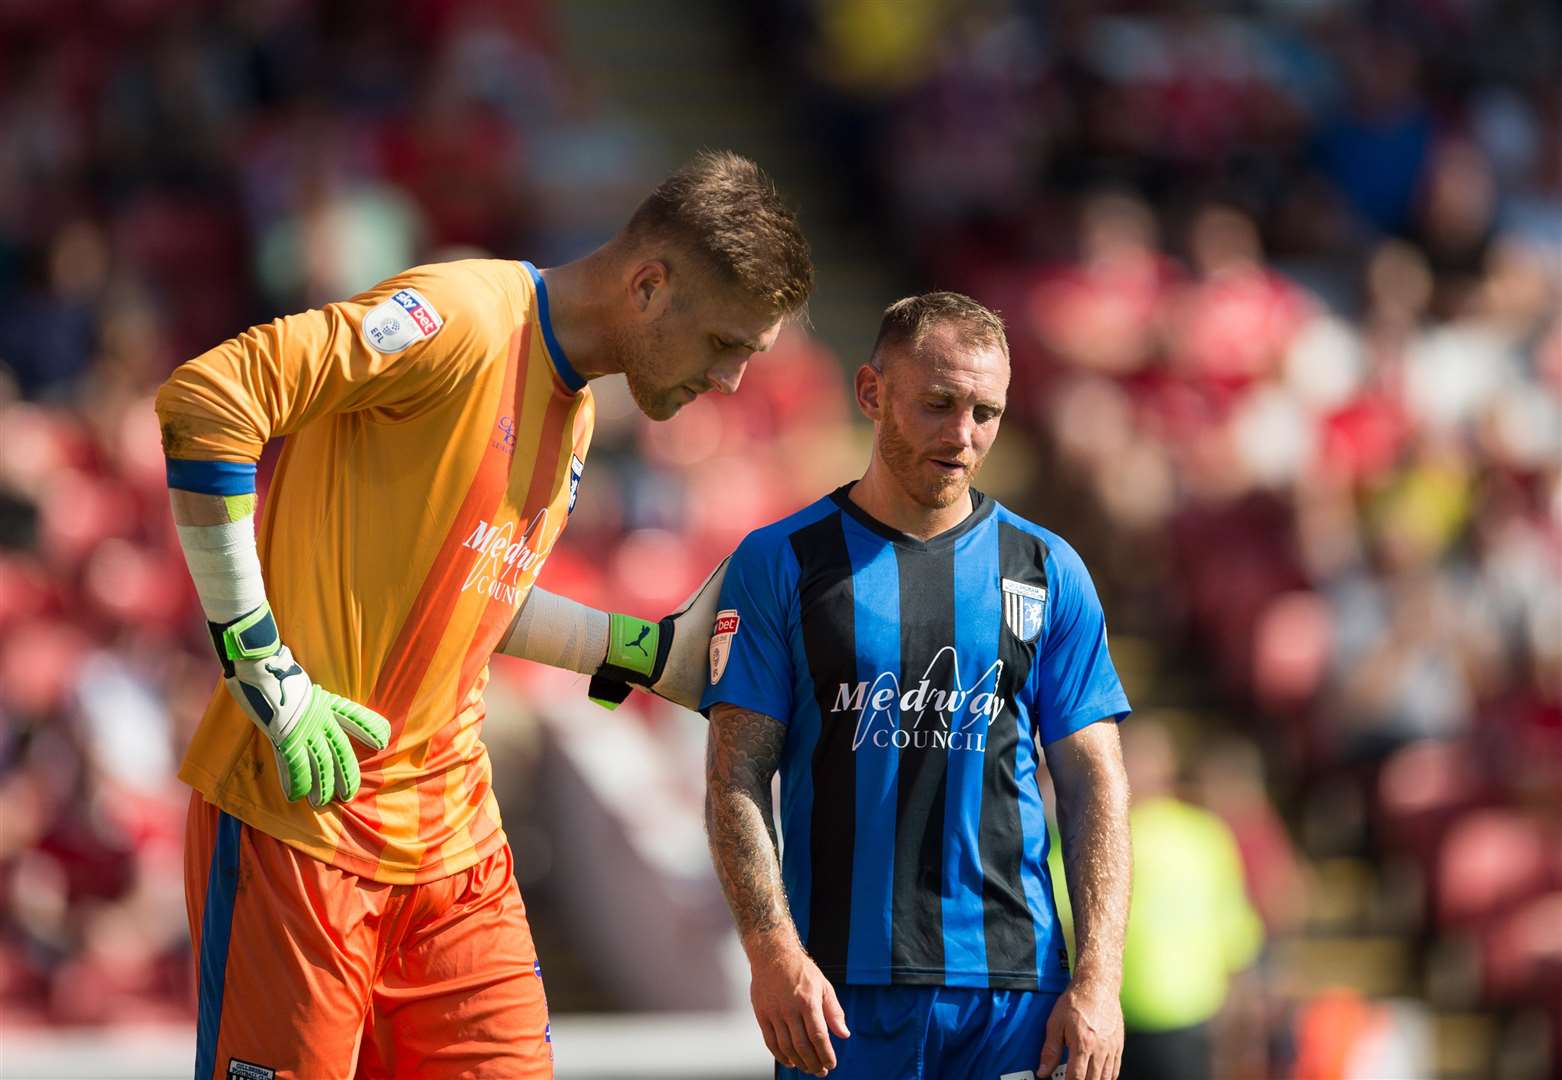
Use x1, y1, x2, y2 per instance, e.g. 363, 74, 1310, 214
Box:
869, 291, 1008, 370
624, 151, 813, 316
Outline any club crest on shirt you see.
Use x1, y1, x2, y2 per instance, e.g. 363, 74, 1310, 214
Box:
1001, 577, 1047, 642
710, 609, 740, 684
362, 288, 443, 353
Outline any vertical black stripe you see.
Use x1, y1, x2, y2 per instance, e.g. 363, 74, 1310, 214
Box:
981, 522, 1051, 980
791, 513, 857, 971
890, 545, 955, 977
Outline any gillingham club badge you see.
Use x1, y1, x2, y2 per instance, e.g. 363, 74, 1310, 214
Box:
1001, 577, 1046, 642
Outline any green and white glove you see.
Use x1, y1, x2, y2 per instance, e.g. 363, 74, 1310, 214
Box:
588, 556, 730, 710
209, 602, 391, 806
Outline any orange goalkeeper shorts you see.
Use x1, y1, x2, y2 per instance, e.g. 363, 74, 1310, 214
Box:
184, 792, 552, 1079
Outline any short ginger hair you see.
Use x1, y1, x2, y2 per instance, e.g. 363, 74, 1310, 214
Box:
869, 291, 1009, 370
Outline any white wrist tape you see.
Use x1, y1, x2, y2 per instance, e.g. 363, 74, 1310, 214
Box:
502, 588, 610, 674
174, 515, 267, 623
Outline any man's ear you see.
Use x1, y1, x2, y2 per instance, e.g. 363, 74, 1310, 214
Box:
627, 259, 671, 319
855, 363, 884, 422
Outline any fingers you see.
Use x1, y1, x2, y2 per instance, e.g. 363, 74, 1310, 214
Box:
783, 1012, 826, 1075
764, 1013, 807, 1073
271, 743, 307, 803
822, 982, 851, 1040
1036, 1008, 1065, 1077
756, 1015, 784, 1067
329, 694, 391, 750
305, 725, 335, 807
322, 719, 361, 802
801, 1001, 839, 1073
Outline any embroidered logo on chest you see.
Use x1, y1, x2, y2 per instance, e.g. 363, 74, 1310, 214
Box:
1001, 577, 1047, 642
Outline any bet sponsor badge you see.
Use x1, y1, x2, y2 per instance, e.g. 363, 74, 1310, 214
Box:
709, 609, 740, 684
362, 287, 443, 353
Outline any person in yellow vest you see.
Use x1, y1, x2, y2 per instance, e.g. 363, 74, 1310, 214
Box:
1051, 717, 1263, 1080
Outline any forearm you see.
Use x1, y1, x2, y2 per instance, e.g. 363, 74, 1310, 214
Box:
706, 773, 794, 952
1056, 747, 1131, 987
705, 707, 796, 960
166, 475, 265, 626
170, 489, 240, 526
498, 587, 611, 672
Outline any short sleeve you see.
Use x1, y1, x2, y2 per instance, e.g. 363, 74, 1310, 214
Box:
1030, 537, 1131, 745
699, 532, 797, 724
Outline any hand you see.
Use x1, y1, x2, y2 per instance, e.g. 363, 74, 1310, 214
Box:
746, 935, 850, 1076
1037, 977, 1124, 1080
212, 603, 391, 806
589, 555, 730, 710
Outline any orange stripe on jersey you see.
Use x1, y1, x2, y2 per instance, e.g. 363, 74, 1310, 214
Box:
367, 328, 527, 734
346, 329, 528, 872
417, 383, 575, 865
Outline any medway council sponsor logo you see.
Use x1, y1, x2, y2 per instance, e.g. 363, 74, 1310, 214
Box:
832, 645, 1005, 753
460, 509, 549, 605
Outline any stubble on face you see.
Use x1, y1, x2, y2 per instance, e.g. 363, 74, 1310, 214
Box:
612, 316, 684, 421
877, 387, 978, 510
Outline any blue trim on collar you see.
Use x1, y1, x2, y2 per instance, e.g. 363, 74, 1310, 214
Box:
521, 260, 585, 393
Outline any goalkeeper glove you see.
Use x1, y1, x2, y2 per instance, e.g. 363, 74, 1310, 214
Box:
588, 556, 730, 710
209, 602, 391, 806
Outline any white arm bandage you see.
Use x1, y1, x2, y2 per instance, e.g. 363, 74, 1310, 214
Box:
501, 587, 610, 674
174, 514, 268, 623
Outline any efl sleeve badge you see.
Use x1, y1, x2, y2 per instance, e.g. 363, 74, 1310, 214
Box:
709, 610, 741, 684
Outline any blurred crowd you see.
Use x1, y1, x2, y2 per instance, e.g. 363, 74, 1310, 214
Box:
2, 0, 1558, 1076
753, 0, 1560, 1074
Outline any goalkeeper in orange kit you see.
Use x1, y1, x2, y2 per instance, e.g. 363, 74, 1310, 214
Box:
161, 151, 811, 1079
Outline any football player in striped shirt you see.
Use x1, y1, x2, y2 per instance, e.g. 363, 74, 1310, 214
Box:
159, 151, 811, 1079
701, 293, 1132, 1080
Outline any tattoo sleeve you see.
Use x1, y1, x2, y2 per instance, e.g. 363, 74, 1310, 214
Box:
705, 703, 792, 944
1052, 721, 1132, 988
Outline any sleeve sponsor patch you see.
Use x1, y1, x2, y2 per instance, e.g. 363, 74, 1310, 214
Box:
709, 609, 740, 684
362, 287, 443, 353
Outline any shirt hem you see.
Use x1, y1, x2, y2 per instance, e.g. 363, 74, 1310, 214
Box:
1044, 695, 1132, 745
179, 763, 505, 885
816, 964, 1071, 993
700, 692, 792, 726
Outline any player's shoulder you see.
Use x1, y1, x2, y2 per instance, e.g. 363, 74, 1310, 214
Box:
730, 491, 844, 570
988, 500, 1092, 580
373, 259, 526, 316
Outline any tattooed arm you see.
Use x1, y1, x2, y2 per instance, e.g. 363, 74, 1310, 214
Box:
1038, 719, 1131, 1080
706, 704, 849, 1076
705, 704, 790, 939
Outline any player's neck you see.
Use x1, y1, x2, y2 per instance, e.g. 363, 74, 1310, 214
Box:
849, 464, 973, 542
534, 256, 623, 379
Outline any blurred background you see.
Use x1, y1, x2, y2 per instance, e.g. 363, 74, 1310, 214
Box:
0, 1, 1558, 1078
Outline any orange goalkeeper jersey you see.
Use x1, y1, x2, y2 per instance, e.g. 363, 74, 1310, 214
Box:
157, 259, 594, 884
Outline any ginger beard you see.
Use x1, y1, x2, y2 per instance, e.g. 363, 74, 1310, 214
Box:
610, 315, 686, 421
876, 388, 987, 510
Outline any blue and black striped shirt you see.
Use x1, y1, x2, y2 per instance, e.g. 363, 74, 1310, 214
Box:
701, 485, 1130, 991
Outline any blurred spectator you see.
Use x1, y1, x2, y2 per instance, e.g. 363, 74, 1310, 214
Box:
1052, 719, 1264, 1080
3, 0, 1559, 1063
